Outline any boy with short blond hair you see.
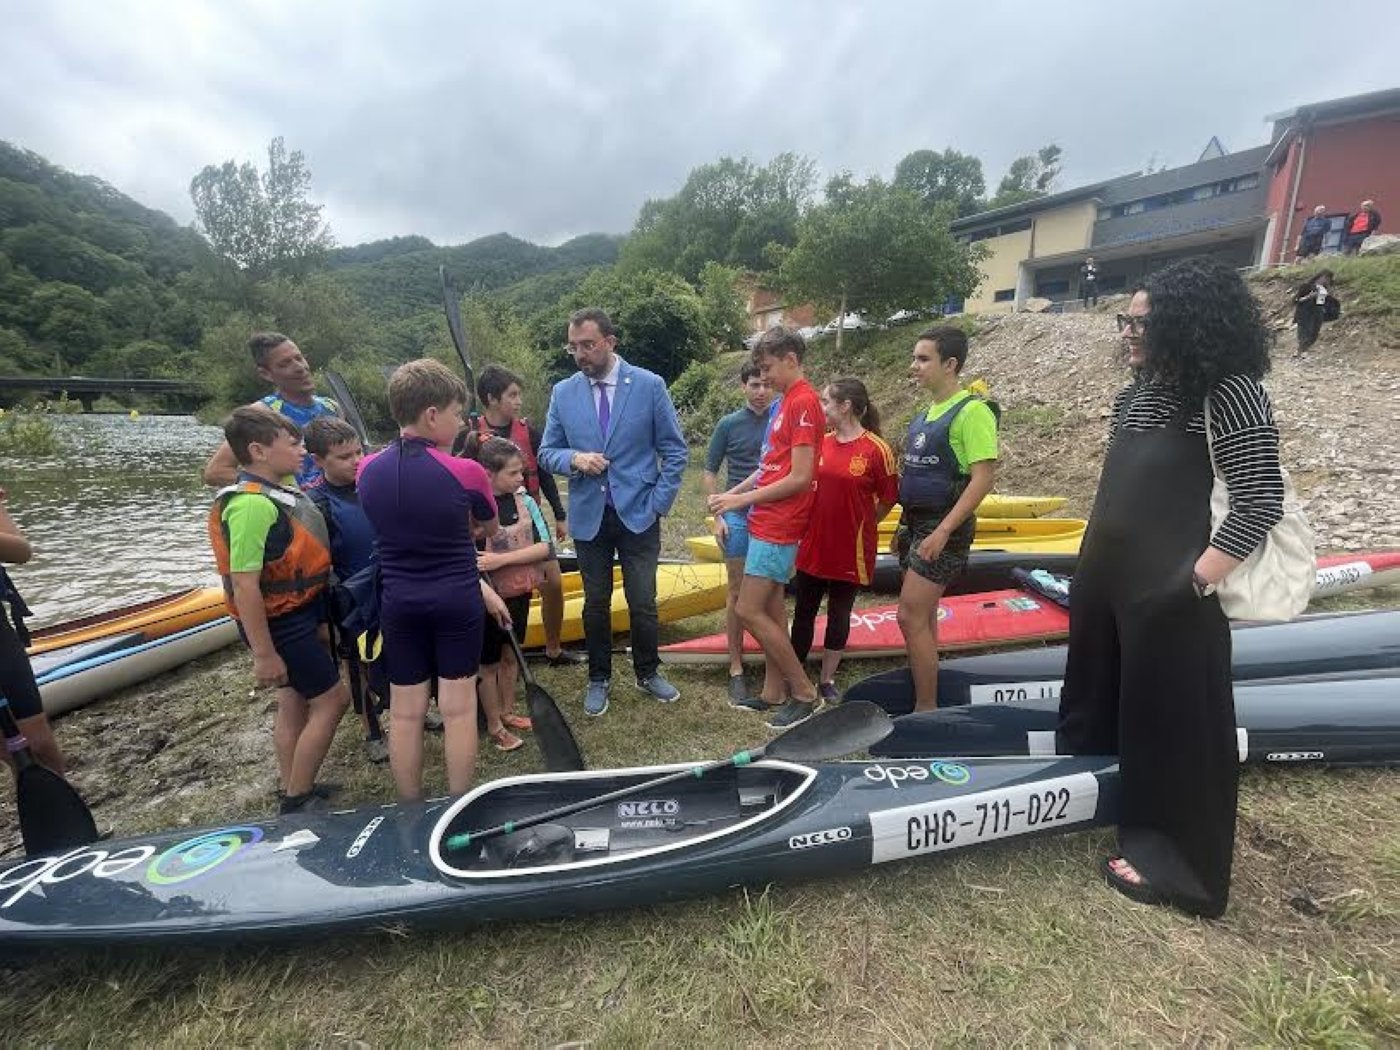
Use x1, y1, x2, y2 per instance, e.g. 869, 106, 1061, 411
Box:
208, 406, 349, 813
357, 359, 509, 800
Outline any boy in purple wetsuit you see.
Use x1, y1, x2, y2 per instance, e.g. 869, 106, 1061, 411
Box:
357, 359, 510, 800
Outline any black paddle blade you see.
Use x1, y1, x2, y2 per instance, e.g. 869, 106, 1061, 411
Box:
16, 763, 99, 857
765, 701, 893, 761
526, 681, 586, 773
439, 267, 467, 355
323, 369, 371, 447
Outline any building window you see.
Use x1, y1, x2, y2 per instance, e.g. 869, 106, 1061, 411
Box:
1035, 279, 1071, 297
1097, 207, 1113, 220
1191, 184, 1217, 201
993, 288, 1015, 303
1098, 274, 1128, 292
1126, 201, 1145, 215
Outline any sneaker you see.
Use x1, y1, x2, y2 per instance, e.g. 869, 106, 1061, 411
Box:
502, 713, 533, 732
818, 681, 841, 706
727, 674, 748, 703
279, 791, 330, 815
363, 738, 389, 765
766, 700, 817, 730
488, 727, 525, 752
731, 695, 781, 714
545, 649, 588, 667
423, 708, 444, 732
585, 680, 611, 717
637, 674, 680, 703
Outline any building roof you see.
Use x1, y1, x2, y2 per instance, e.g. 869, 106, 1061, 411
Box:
1265, 86, 1400, 165
1097, 144, 1270, 205
949, 178, 1129, 231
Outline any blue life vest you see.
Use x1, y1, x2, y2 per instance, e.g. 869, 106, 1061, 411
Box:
260, 394, 340, 485
898, 395, 975, 512
306, 481, 377, 580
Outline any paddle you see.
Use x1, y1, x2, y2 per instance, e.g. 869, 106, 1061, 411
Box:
438, 263, 584, 774
323, 369, 372, 448
445, 701, 891, 850
0, 696, 99, 856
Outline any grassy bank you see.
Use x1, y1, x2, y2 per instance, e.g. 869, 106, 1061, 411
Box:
3, 470, 1398, 1045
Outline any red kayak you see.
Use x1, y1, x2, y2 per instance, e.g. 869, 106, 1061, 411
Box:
660, 589, 1070, 664
659, 551, 1400, 665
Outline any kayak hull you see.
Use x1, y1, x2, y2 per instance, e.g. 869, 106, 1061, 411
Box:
868, 675, 1400, 767
843, 609, 1400, 713
521, 563, 727, 648
0, 754, 1118, 949
26, 587, 226, 656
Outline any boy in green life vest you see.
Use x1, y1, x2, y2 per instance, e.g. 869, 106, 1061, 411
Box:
207, 406, 349, 813
894, 326, 999, 712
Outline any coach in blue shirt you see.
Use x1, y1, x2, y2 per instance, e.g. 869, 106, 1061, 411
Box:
539, 308, 689, 716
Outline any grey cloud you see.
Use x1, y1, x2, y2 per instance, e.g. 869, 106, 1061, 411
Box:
2, 0, 1397, 247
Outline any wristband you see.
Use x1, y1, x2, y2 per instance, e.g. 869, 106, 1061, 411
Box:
1191, 571, 1216, 598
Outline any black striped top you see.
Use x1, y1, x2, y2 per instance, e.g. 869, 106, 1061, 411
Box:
1109, 374, 1285, 560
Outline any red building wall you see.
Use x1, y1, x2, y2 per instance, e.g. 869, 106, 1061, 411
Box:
1266, 112, 1400, 264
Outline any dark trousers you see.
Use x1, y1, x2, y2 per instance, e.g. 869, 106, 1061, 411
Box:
789, 571, 860, 665
1081, 285, 1098, 307
575, 506, 661, 683
1296, 306, 1324, 351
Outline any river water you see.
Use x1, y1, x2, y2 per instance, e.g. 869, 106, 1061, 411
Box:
3, 414, 222, 626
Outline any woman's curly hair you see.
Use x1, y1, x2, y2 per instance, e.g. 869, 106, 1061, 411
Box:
1137, 256, 1272, 415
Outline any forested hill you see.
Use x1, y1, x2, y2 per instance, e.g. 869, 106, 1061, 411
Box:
327, 231, 622, 322
0, 141, 215, 377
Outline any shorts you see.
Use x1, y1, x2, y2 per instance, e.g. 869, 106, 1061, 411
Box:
380, 587, 485, 685
238, 604, 341, 700
895, 510, 975, 587
479, 594, 530, 667
0, 606, 43, 721
745, 537, 799, 584
719, 509, 751, 560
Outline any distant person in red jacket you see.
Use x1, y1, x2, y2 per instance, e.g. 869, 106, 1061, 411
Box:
1342, 200, 1381, 255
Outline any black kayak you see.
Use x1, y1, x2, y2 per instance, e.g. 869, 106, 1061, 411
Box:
844, 609, 1400, 714
0, 755, 1119, 949
869, 675, 1400, 766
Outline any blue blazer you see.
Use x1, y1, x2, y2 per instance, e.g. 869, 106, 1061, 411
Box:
539, 357, 689, 541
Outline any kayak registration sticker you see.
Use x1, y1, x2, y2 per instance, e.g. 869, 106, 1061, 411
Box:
868, 772, 1099, 864
967, 680, 1063, 704
1313, 560, 1371, 597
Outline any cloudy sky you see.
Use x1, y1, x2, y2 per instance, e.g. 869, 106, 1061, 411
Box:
3, 0, 1398, 248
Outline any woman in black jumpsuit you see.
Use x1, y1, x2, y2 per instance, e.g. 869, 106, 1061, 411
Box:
1058, 257, 1284, 918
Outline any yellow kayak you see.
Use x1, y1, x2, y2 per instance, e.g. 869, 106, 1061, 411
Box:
27, 587, 228, 656
977, 494, 1067, 518
687, 518, 1086, 562
522, 563, 728, 648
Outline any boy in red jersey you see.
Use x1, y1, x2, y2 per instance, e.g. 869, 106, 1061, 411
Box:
708, 327, 823, 729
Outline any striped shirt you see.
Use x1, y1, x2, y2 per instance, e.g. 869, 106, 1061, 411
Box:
1109, 374, 1284, 560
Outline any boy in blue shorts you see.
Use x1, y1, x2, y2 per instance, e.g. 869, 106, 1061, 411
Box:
702, 363, 771, 700
357, 359, 510, 801
305, 417, 389, 764
208, 406, 349, 814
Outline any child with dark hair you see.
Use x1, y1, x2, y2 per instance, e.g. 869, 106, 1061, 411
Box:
207, 406, 349, 813
790, 378, 898, 700
460, 433, 555, 752
357, 360, 510, 800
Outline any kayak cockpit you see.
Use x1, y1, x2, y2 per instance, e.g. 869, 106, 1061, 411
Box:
429, 760, 815, 879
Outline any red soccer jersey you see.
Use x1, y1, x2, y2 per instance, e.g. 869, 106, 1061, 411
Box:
747, 379, 823, 545
796, 430, 899, 584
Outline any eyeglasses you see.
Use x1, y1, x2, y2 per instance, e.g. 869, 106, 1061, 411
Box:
1115, 314, 1151, 334
563, 339, 605, 355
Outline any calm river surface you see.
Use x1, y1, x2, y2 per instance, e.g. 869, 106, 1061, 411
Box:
3, 414, 222, 626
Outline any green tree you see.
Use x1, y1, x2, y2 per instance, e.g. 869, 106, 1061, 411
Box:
697, 262, 747, 351
988, 144, 1063, 210
190, 137, 334, 277
619, 154, 816, 282
538, 267, 709, 383
776, 176, 982, 355
30, 282, 108, 370
893, 148, 986, 217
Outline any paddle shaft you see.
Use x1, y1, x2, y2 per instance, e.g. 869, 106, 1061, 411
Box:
0, 696, 36, 770
446, 747, 765, 849
323, 369, 372, 447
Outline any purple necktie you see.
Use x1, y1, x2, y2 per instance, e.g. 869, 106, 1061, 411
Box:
595, 380, 611, 437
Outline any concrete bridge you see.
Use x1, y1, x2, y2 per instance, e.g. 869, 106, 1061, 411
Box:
0, 376, 206, 412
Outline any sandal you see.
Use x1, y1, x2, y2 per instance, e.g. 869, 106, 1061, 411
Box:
488, 727, 525, 753
1101, 855, 1166, 907
502, 713, 533, 732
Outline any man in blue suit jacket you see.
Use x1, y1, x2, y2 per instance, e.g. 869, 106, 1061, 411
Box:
539, 308, 689, 715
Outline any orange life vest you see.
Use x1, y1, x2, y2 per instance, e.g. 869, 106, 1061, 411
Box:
208, 479, 333, 620
485, 491, 546, 599
475, 416, 540, 496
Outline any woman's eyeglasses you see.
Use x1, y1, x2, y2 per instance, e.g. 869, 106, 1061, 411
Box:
1116, 314, 1151, 334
